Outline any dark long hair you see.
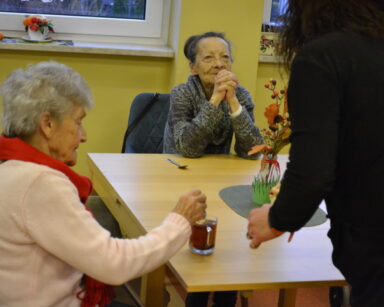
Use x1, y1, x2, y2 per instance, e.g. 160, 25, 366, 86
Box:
278, 0, 384, 70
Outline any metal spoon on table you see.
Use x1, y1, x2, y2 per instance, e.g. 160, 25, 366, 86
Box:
166, 158, 188, 169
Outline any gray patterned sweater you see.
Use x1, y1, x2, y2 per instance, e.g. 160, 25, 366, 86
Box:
163, 75, 264, 159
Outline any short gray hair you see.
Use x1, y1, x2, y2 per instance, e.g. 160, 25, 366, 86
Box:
1, 61, 94, 137
183, 32, 233, 64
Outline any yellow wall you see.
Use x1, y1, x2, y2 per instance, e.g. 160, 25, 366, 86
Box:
0, 51, 173, 174
171, 0, 263, 95
0, 0, 282, 175
255, 62, 290, 153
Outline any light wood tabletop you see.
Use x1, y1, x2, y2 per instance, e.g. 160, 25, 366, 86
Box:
87, 153, 347, 307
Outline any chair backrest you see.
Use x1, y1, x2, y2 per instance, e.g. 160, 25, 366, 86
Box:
122, 93, 170, 153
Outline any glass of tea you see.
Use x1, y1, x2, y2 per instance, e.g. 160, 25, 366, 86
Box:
189, 216, 217, 255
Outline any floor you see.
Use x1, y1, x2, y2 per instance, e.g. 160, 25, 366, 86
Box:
115, 271, 333, 307
236, 288, 330, 307
167, 288, 331, 307
165, 267, 332, 307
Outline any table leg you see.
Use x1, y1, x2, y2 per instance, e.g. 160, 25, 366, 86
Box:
278, 288, 297, 307
140, 265, 165, 307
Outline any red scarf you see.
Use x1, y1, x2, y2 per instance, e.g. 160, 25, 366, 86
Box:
0, 135, 114, 307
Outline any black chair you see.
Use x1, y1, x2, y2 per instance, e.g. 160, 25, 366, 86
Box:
86, 197, 142, 306
87, 93, 171, 306
122, 93, 170, 153
120, 93, 172, 306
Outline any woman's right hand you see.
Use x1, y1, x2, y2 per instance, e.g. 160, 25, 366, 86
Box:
172, 190, 207, 225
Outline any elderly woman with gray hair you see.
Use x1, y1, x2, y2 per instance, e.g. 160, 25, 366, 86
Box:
0, 61, 207, 307
164, 31, 262, 307
163, 31, 264, 159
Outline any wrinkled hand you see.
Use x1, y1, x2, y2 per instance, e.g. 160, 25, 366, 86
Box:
172, 189, 207, 226
247, 204, 284, 248
210, 70, 239, 110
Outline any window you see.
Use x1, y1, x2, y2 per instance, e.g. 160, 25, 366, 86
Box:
262, 0, 287, 29
0, 0, 170, 45
0, 0, 146, 19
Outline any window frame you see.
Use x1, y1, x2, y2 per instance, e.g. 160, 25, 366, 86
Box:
263, 0, 273, 24
0, 0, 170, 46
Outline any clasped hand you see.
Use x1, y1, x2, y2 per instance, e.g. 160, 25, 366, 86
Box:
210, 70, 240, 113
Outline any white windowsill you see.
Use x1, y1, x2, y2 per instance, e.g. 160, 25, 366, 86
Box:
0, 40, 174, 57
0, 31, 174, 58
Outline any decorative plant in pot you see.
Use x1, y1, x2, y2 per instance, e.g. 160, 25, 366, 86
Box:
248, 79, 291, 206
23, 15, 55, 41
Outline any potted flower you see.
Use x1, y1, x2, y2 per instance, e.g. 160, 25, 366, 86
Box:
248, 79, 291, 206
23, 15, 54, 41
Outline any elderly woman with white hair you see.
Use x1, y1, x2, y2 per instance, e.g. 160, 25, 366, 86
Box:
0, 61, 207, 307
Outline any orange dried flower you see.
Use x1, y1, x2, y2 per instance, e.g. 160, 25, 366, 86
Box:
23, 17, 31, 26
0, 33, 4, 40
248, 144, 272, 156
264, 103, 279, 127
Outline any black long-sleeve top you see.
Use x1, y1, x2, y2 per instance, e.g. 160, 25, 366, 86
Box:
269, 31, 384, 232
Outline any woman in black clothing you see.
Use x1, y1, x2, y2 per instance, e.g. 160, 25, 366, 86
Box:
246, 1, 384, 306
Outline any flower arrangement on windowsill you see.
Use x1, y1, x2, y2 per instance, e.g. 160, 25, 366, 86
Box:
23, 15, 55, 41
248, 79, 291, 206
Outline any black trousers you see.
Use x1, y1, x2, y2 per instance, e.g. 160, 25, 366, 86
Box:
185, 291, 237, 307
328, 220, 384, 307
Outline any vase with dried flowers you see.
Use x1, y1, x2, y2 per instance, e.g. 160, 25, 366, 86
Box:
248, 79, 291, 206
23, 15, 54, 41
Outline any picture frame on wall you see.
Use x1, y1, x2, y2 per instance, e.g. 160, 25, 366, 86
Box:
259, 0, 286, 63
259, 30, 281, 63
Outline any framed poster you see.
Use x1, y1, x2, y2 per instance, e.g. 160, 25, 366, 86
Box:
259, 0, 286, 62
259, 31, 281, 63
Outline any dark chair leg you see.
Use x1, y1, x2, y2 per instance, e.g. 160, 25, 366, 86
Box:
329, 286, 343, 307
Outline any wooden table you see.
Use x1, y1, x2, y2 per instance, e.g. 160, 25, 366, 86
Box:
87, 153, 347, 307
